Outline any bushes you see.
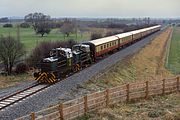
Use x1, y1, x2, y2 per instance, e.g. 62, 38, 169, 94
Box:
26, 40, 76, 67
20, 22, 30, 28
105, 31, 121, 37
3, 23, 13, 28
15, 63, 29, 74
91, 33, 102, 40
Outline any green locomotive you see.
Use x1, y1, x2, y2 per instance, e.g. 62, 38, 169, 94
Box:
34, 44, 92, 84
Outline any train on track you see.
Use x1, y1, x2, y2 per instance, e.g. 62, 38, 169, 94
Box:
34, 25, 161, 84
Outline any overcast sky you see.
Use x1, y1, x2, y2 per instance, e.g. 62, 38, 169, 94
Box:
0, 0, 179, 18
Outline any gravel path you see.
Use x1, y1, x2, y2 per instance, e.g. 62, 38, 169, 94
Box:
0, 30, 164, 120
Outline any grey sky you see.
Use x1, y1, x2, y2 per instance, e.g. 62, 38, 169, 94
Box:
0, 0, 179, 18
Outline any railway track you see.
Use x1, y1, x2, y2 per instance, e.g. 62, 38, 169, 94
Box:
0, 84, 49, 111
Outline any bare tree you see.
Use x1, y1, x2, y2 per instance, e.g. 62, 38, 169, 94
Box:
25, 12, 51, 37
60, 19, 75, 39
0, 36, 25, 75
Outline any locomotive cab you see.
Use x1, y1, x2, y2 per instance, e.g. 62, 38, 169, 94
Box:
72, 44, 92, 68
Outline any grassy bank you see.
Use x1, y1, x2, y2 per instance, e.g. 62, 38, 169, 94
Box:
167, 27, 180, 74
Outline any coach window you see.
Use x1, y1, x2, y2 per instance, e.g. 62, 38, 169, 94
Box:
101, 46, 103, 50
107, 43, 109, 48
96, 47, 99, 52
110, 43, 111, 46
104, 44, 106, 49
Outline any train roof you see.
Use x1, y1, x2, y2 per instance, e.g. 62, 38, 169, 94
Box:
87, 36, 118, 46
128, 29, 143, 34
140, 25, 161, 32
115, 32, 132, 39
85, 25, 161, 46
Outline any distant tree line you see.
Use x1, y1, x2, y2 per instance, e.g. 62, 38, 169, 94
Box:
3, 24, 13, 28
0, 17, 9, 22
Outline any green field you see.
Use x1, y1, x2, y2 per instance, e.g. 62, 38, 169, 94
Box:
0, 27, 91, 52
167, 27, 180, 74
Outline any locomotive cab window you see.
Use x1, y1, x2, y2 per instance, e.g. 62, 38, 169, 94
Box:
50, 50, 57, 57
72, 45, 80, 52
59, 50, 66, 57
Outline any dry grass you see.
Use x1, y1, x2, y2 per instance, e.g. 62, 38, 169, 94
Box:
88, 92, 180, 120
0, 73, 34, 89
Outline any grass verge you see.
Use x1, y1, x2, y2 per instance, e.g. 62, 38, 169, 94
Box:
166, 27, 180, 74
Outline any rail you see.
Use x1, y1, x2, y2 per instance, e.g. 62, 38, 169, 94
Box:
0, 84, 49, 111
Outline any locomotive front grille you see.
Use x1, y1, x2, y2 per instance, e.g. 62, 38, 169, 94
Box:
34, 72, 57, 84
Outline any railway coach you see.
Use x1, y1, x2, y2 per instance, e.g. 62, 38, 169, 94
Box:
83, 36, 119, 59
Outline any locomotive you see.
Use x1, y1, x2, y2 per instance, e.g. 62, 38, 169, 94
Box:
34, 44, 92, 83
34, 25, 161, 84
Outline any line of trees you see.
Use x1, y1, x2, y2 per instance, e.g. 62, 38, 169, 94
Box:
24, 13, 82, 38
0, 17, 9, 22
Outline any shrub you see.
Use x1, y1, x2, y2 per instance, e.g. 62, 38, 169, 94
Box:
20, 22, 30, 28
15, 62, 29, 74
26, 40, 77, 67
3, 23, 13, 28
91, 33, 102, 40
105, 31, 121, 37
148, 110, 165, 118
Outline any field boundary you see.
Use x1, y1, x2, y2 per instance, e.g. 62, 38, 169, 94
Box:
165, 27, 173, 70
16, 76, 180, 120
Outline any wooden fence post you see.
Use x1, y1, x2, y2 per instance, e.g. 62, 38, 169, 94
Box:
177, 77, 179, 91
84, 95, 88, 116
106, 89, 110, 107
59, 103, 64, 120
30, 112, 35, 120
126, 84, 130, 102
145, 81, 149, 99
162, 79, 165, 95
